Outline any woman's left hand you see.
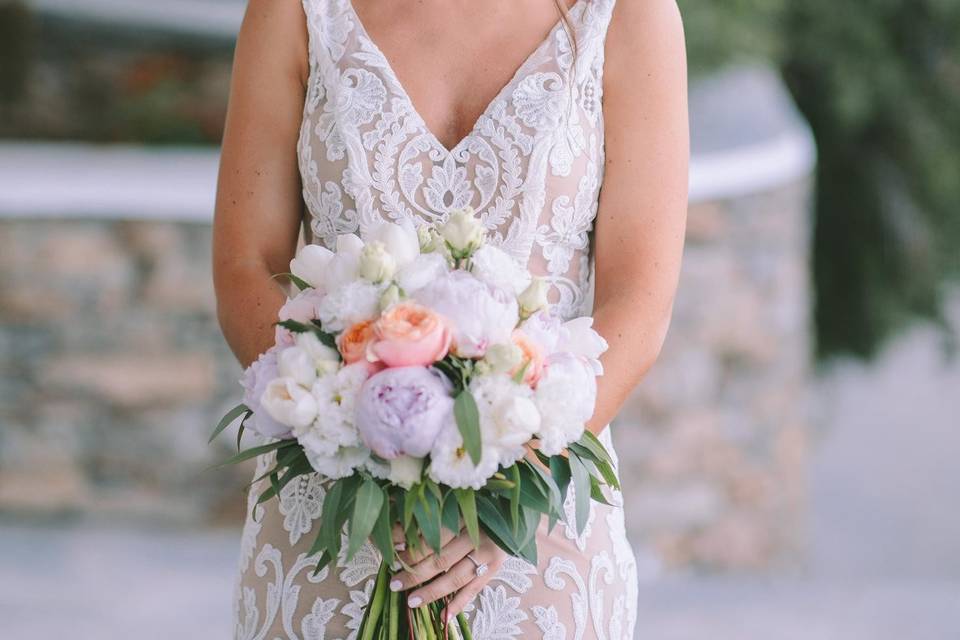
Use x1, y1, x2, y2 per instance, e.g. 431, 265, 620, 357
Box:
389, 527, 508, 621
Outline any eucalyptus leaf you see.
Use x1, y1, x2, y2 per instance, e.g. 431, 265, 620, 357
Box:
453, 390, 482, 464
347, 478, 385, 559
414, 490, 442, 553
209, 403, 250, 444
568, 454, 591, 536
454, 489, 480, 549
210, 439, 295, 470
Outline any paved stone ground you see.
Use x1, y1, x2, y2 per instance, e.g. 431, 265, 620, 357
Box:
2, 302, 959, 639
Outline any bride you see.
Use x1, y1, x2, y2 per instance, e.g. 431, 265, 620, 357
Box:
213, 0, 687, 637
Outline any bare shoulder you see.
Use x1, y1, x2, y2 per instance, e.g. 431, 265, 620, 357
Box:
603, 0, 686, 93
236, 0, 310, 86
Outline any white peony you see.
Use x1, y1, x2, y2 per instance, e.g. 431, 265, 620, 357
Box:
534, 354, 597, 455
471, 374, 541, 467
305, 445, 370, 480
261, 377, 318, 430
358, 241, 397, 283
277, 345, 318, 387
317, 280, 383, 332
413, 270, 518, 358
368, 218, 420, 268
323, 234, 365, 292
290, 244, 334, 291
556, 317, 609, 375
470, 245, 531, 296
519, 309, 562, 355
396, 252, 449, 295
295, 332, 341, 375
427, 421, 501, 490
297, 363, 370, 457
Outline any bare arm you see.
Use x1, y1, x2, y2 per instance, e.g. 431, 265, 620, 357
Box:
588, 0, 689, 433
213, 0, 309, 367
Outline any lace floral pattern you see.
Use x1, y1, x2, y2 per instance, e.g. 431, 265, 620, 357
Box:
235, 1, 637, 637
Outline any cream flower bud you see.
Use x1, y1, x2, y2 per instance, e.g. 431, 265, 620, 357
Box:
482, 342, 523, 374
518, 277, 550, 317
295, 332, 341, 375
261, 377, 318, 430
438, 207, 486, 259
417, 225, 434, 253
358, 241, 397, 283
379, 282, 402, 311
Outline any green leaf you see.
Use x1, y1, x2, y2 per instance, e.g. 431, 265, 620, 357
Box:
475, 494, 519, 554
370, 495, 394, 561
568, 442, 620, 491
208, 403, 250, 444
589, 474, 615, 506
319, 477, 347, 553
414, 490, 442, 553
524, 460, 562, 513
511, 359, 531, 384
347, 477, 385, 560
549, 455, 572, 506
453, 390, 482, 465
441, 490, 460, 534
569, 454, 591, 536
454, 489, 480, 549
518, 504, 541, 552
508, 464, 521, 536
209, 439, 295, 470
272, 271, 311, 291
516, 464, 552, 515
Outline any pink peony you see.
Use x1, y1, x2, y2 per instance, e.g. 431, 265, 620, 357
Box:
368, 302, 451, 367
356, 366, 454, 459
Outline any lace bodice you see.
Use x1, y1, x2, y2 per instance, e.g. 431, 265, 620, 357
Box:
298, 0, 616, 319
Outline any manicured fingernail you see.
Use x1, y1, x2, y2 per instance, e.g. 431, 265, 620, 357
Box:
394, 543, 406, 551
407, 595, 422, 608
389, 579, 403, 592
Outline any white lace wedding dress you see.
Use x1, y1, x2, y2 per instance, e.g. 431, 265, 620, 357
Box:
233, 1, 638, 638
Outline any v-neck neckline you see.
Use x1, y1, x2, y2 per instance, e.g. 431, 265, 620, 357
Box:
344, 0, 583, 155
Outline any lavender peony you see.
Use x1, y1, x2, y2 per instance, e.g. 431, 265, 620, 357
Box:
240, 347, 294, 439
356, 366, 454, 459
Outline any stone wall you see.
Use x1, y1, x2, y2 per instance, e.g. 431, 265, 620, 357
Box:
0, 176, 813, 570
615, 179, 813, 573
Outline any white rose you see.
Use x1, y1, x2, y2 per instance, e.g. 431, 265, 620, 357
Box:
396, 252, 449, 295
471, 374, 541, 467
556, 317, 609, 375
317, 280, 383, 332
518, 277, 550, 317
413, 270, 518, 358
470, 245, 531, 296
369, 218, 420, 268
438, 207, 486, 259
261, 377, 318, 430
534, 354, 596, 455
295, 332, 341, 374
277, 346, 317, 387
290, 244, 334, 290
427, 422, 500, 490
323, 234, 365, 292
358, 241, 397, 283
480, 342, 523, 374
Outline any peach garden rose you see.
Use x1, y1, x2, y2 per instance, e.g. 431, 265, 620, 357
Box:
367, 302, 451, 367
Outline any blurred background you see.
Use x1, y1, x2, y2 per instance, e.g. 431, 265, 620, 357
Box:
1, 0, 958, 638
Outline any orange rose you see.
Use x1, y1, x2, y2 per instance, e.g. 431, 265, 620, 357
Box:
510, 329, 545, 387
369, 302, 451, 367
338, 319, 376, 364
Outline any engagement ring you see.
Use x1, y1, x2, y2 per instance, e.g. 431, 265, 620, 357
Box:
466, 554, 488, 578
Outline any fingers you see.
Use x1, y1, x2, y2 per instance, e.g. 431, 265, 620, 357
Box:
398, 525, 460, 566
391, 533, 474, 593
404, 553, 478, 608
443, 572, 488, 622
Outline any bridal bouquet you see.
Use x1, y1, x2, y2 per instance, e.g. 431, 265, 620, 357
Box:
210, 208, 619, 639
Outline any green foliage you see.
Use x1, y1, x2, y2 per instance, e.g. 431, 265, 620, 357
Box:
681, 0, 960, 358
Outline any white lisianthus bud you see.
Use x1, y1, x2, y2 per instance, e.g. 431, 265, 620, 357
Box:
379, 282, 402, 311
295, 332, 341, 375
290, 244, 334, 290
358, 241, 397, 283
277, 346, 318, 387
518, 277, 550, 318
438, 207, 486, 259
482, 342, 524, 374
261, 377, 318, 429
417, 225, 434, 253
388, 455, 424, 489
